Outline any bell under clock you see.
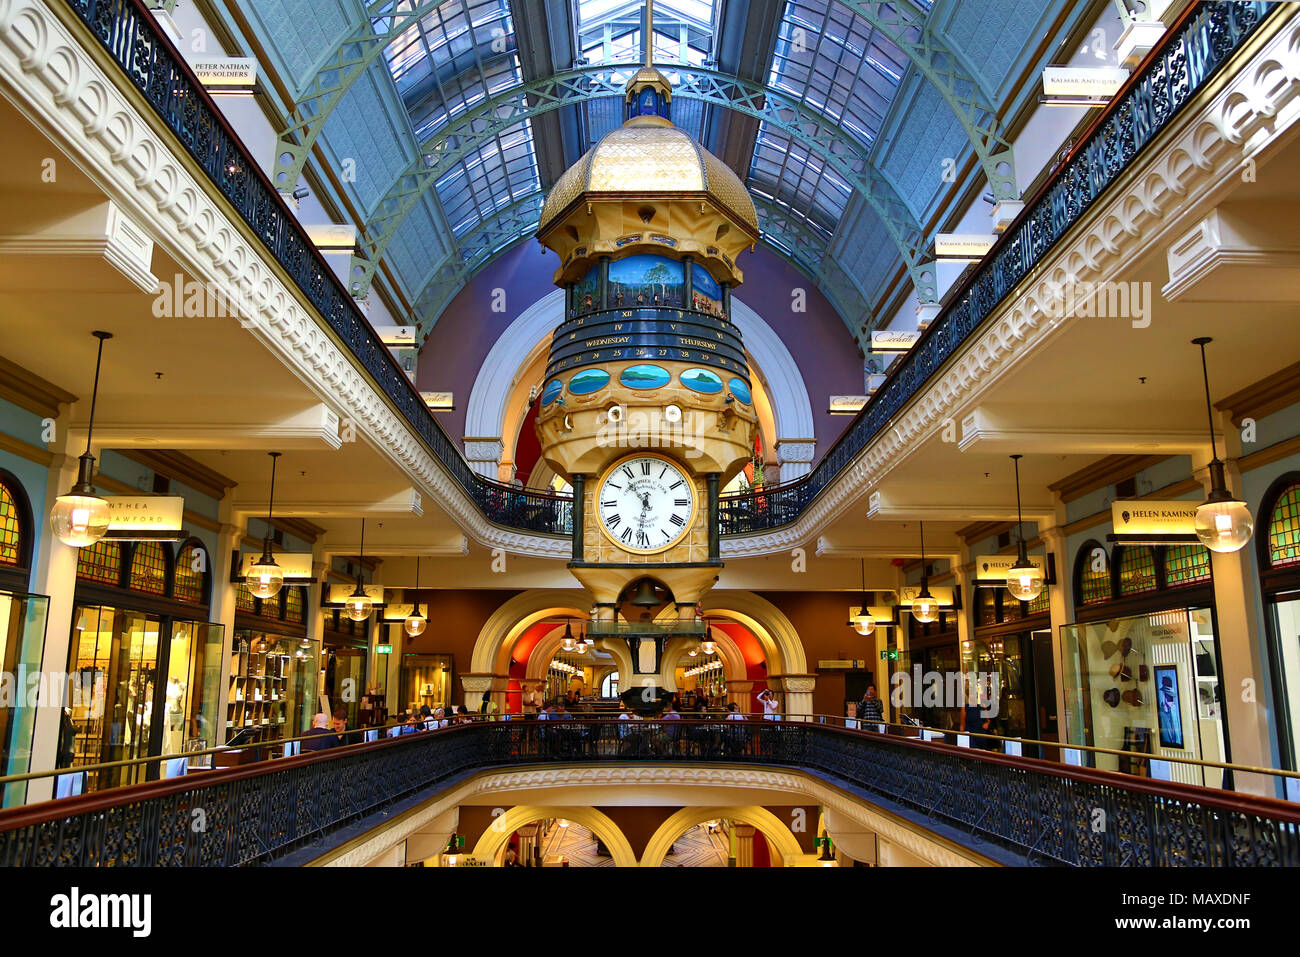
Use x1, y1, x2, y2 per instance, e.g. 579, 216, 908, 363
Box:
595, 452, 697, 555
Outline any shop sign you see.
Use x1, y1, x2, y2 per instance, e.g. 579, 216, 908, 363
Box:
975, 553, 1046, 582
817, 659, 870, 670
897, 585, 956, 607
1042, 65, 1128, 98
848, 605, 896, 623
869, 330, 920, 354
327, 583, 386, 606
1110, 500, 1198, 536
935, 233, 996, 260
104, 496, 184, 538
236, 551, 315, 580
381, 602, 416, 621
188, 57, 258, 89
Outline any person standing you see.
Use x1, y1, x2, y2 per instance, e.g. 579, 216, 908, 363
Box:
757, 689, 781, 720
856, 685, 884, 726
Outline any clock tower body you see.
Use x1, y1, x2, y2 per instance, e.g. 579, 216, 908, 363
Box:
533, 64, 759, 696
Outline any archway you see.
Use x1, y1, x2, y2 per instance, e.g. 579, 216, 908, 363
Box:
698, 591, 808, 675
461, 292, 814, 481
471, 805, 639, 867
640, 806, 805, 867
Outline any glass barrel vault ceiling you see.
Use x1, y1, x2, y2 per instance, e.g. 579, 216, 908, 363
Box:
371, 0, 927, 307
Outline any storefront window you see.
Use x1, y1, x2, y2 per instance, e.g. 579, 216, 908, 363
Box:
0, 590, 50, 807
230, 630, 318, 744
1060, 608, 1224, 787
400, 654, 453, 714
1260, 476, 1300, 781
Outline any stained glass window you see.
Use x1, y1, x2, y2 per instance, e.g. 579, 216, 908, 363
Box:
258, 591, 283, 620
173, 543, 207, 604
128, 541, 168, 595
235, 582, 256, 614
76, 540, 121, 585
1268, 483, 1300, 567
1164, 543, 1211, 587
1026, 587, 1051, 616
286, 586, 305, 624
1077, 543, 1111, 605
0, 481, 21, 567
1117, 545, 1158, 596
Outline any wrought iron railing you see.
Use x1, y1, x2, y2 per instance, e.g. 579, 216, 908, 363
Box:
61, 0, 1275, 540
2, 719, 1297, 866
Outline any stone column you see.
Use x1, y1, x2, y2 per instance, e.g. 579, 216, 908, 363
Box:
25, 444, 80, 804
463, 438, 504, 479
774, 438, 816, 482
778, 674, 816, 721
726, 679, 754, 714
1195, 449, 1272, 793
732, 823, 756, 867
461, 674, 500, 714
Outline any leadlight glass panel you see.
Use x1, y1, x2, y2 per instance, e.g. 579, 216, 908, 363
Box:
286, 586, 305, 624
235, 582, 256, 614
1164, 543, 1211, 587
1118, 545, 1158, 596
1078, 544, 1111, 605
76, 540, 121, 585
128, 541, 168, 595
173, 543, 207, 604
1268, 484, 1300, 567
0, 482, 21, 567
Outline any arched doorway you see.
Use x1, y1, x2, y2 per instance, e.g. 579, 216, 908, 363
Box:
470, 805, 638, 867
641, 806, 805, 867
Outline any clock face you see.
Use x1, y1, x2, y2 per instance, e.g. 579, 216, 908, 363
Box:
596, 454, 696, 553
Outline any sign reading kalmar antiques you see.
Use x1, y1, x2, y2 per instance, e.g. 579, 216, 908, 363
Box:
1110, 500, 1198, 536
327, 583, 386, 605
1041, 65, 1128, 98
934, 234, 996, 259
188, 57, 258, 89
975, 553, 1046, 582
238, 551, 315, 580
869, 330, 921, 353
105, 496, 184, 531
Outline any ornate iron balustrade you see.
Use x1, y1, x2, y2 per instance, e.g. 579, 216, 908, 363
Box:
1, 720, 1297, 866
61, 1, 1275, 541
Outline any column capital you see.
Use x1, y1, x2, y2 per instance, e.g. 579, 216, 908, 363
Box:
777, 674, 817, 694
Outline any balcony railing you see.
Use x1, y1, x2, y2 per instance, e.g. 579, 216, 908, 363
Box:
1, 719, 1297, 866
62, 0, 1276, 539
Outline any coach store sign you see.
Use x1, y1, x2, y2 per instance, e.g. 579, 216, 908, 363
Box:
1109, 500, 1199, 543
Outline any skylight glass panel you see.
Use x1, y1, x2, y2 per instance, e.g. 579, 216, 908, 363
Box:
748, 127, 846, 239
435, 121, 541, 237
575, 0, 717, 66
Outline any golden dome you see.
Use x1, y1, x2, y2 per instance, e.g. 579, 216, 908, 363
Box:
538, 123, 759, 236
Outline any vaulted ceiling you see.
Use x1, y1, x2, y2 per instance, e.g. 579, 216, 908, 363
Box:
234, 0, 1097, 347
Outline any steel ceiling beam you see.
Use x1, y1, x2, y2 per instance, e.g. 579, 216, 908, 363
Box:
352, 64, 932, 306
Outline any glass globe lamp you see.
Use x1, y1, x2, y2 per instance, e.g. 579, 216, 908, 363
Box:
912, 590, 940, 624
247, 549, 284, 600
1005, 556, 1045, 602
1194, 495, 1253, 554
404, 607, 427, 637
851, 613, 875, 636
50, 487, 110, 548
345, 585, 373, 622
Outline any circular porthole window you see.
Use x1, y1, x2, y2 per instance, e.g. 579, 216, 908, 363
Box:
619, 364, 671, 390
728, 377, 752, 405
568, 368, 611, 395
680, 367, 724, 394
541, 380, 564, 406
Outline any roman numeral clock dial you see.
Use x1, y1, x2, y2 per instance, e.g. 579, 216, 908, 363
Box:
595, 454, 697, 554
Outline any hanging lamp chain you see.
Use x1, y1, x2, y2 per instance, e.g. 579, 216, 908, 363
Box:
1196, 339, 1220, 463
84, 332, 110, 456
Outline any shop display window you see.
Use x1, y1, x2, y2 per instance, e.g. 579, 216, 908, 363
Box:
0, 590, 50, 807
400, 654, 453, 714
1060, 608, 1224, 786
229, 631, 318, 745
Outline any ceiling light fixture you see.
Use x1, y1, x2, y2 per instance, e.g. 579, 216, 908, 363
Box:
345, 518, 374, 622
50, 332, 113, 547
561, 621, 576, 653
247, 452, 285, 599
847, 557, 875, 636
405, 555, 427, 637
1006, 454, 1046, 602
1191, 337, 1252, 553
912, 521, 940, 624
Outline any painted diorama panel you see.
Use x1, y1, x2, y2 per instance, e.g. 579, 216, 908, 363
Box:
691, 264, 724, 316
609, 254, 685, 309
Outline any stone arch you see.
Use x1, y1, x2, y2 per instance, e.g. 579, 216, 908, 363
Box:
460, 293, 815, 480
471, 588, 595, 676
524, 621, 633, 687
640, 805, 805, 867
698, 591, 807, 675
471, 805, 639, 867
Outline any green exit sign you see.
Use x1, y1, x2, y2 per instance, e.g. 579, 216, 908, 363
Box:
879, 650, 899, 660
376, 644, 393, 654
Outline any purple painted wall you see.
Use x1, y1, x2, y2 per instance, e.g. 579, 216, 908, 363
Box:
417, 242, 863, 462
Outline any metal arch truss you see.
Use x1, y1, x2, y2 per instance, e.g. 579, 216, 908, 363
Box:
847, 0, 1019, 202
351, 64, 936, 305
409, 192, 875, 354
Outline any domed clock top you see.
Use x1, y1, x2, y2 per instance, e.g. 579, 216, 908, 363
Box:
596, 452, 697, 554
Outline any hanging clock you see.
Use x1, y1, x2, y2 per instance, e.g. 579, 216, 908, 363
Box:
595, 452, 697, 554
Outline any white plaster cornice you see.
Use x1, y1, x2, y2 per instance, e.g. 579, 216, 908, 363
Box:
0, 0, 569, 559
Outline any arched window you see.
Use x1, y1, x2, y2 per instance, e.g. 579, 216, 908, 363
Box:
1164, 543, 1211, 587
173, 540, 209, 604
1267, 481, 1300, 567
285, 586, 305, 624
128, 541, 169, 595
235, 582, 256, 613
1116, 545, 1158, 596
1075, 541, 1111, 606
0, 480, 24, 568
76, 540, 122, 585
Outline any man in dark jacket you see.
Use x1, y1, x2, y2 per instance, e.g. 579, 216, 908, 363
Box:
302, 713, 340, 752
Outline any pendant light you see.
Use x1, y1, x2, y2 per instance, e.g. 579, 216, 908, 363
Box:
404, 556, 427, 637
912, 521, 940, 624
1191, 338, 1253, 552
50, 332, 113, 547
561, 621, 576, 652
575, 628, 588, 654
247, 452, 285, 599
847, 557, 875, 636
345, 518, 374, 622
1005, 454, 1046, 602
